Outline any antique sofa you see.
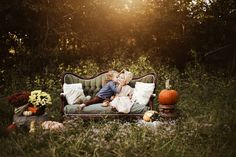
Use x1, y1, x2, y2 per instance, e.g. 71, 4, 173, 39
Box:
60, 71, 157, 120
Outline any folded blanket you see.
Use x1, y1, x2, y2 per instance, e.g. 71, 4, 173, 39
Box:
110, 96, 133, 113
110, 85, 133, 113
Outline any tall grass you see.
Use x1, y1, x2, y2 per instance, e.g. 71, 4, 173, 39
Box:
0, 58, 235, 157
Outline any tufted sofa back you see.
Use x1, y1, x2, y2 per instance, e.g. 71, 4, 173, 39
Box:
62, 72, 156, 97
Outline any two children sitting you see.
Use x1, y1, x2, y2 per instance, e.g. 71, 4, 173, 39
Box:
78, 70, 134, 113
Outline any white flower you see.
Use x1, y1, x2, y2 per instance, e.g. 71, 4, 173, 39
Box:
28, 90, 52, 107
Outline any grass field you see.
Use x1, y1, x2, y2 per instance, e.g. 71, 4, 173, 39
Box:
0, 66, 235, 157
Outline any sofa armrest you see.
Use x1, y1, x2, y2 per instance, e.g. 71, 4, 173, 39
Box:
60, 93, 68, 115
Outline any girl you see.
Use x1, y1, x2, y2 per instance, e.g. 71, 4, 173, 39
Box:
102, 70, 134, 113
78, 70, 126, 110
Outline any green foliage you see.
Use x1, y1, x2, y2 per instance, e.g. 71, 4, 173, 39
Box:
1, 0, 235, 73
58, 59, 100, 78
109, 55, 155, 76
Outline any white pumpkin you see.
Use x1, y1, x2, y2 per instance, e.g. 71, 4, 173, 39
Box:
23, 111, 33, 116
143, 110, 159, 122
41, 121, 65, 131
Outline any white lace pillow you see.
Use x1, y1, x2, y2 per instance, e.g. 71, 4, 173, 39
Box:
62, 83, 85, 105
131, 82, 155, 106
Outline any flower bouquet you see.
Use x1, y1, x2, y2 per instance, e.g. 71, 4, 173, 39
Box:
28, 90, 52, 115
7, 90, 52, 116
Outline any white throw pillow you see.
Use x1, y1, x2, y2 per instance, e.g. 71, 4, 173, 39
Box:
62, 83, 85, 105
131, 82, 155, 106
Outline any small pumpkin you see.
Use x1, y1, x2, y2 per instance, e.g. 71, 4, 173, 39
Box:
6, 123, 17, 133
23, 111, 33, 116
28, 107, 38, 113
143, 110, 159, 122
158, 79, 179, 105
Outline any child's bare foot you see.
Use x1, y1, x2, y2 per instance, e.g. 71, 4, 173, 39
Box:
102, 101, 109, 107
78, 104, 86, 111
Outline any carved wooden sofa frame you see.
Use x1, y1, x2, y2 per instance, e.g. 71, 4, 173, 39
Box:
60, 71, 156, 120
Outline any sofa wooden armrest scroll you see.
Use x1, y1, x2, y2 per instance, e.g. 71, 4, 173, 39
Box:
60, 71, 157, 120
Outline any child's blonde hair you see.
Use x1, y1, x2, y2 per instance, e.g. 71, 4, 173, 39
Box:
123, 70, 133, 84
118, 70, 133, 85
104, 70, 119, 84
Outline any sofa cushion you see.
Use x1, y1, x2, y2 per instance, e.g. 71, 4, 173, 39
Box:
64, 103, 149, 114
64, 103, 114, 114
130, 102, 149, 114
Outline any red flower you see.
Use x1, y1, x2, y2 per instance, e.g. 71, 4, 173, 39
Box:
7, 91, 30, 107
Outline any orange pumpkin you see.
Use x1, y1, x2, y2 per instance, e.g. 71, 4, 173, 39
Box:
158, 89, 179, 105
28, 107, 38, 113
6, 123, 17, 133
